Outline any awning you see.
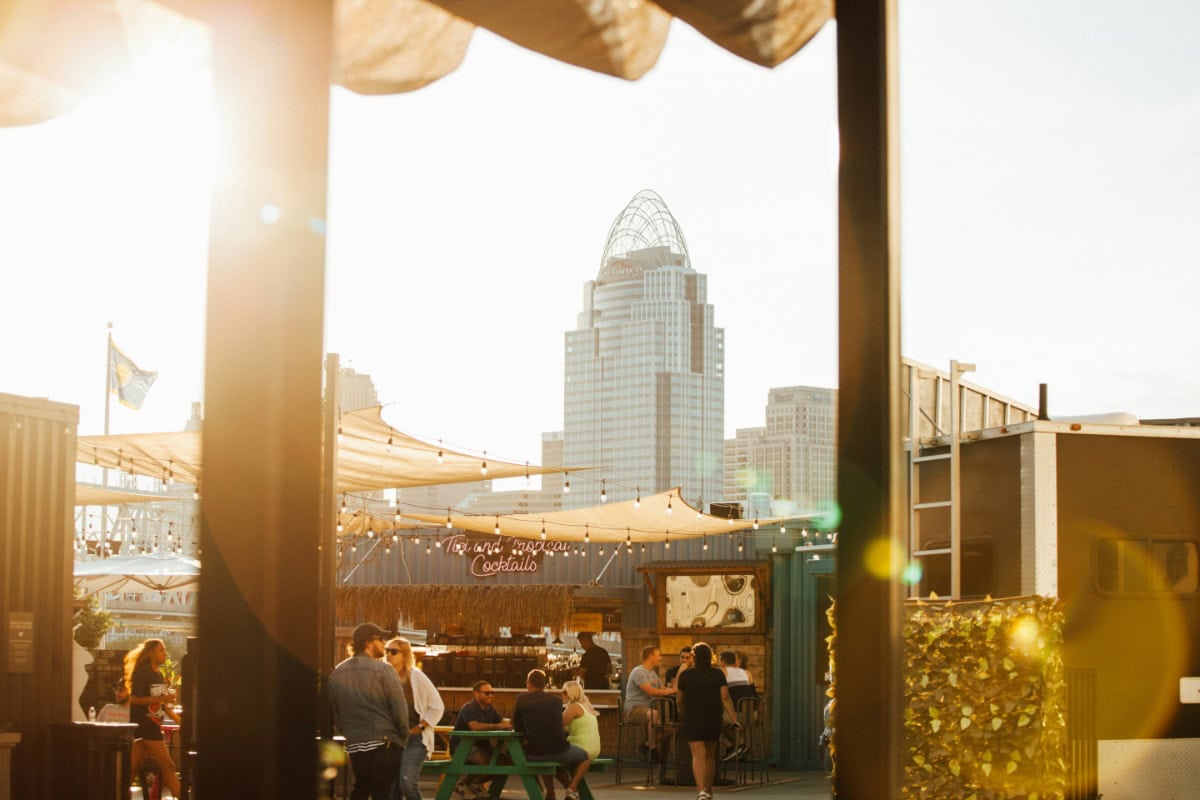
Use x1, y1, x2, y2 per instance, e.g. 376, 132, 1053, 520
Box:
74, 552, 201, 595
74, 483, 184, 506
1, 0, 833, 126
76, 405, 578, 492
403, 487, 788, 543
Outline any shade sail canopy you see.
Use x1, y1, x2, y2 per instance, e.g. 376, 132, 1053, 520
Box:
1, 0, 833, 126
74, 552, 202, 595
76, 406, 575, 492
74, 483, 184, 506
404, 487, 787, 542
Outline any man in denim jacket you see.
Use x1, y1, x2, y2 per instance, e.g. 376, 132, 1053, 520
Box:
330, 622, 410, 800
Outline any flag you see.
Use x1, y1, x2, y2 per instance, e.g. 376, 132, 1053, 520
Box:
109, 341, 158, 410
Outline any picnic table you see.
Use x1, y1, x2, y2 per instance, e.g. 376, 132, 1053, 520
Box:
423, 730, 610, 800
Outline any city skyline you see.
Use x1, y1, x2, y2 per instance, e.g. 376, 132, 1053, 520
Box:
1, 1, 1197, 474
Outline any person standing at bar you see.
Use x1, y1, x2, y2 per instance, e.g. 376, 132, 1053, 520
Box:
329, 623, 409, 800
575, 632, 613, 691
676, 643, 738, 800
386, 637, 445, 800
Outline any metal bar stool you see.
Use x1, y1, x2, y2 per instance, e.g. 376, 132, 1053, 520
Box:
734, 695, 767, 786
614, 698, 646, 784
649, 696, 679, 785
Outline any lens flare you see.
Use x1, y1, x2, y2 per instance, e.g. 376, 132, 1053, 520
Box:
865, 537, 903, 579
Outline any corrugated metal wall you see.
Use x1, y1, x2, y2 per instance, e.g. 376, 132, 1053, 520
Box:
0, 393, 78, 800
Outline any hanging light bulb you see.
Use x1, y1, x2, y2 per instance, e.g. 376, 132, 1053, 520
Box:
598, 545, 605, 557
435, 534, 442, 548
600, 480, 607, 503
340, 495, 347, 514
563, 474, 571, 493
737, 537, 744, 553
811, 553, 820, 561
446, 509, 453, 529
336, 522, 344, 534
351, 542, 357, 553
540, 521, 547, 541
394, 507, 402, 522
385, 435, 394, 453
337, 425, 344, 444
193, 484, 200, 501
634, 487, 641, 508
696, 497, 704, 519
392, 533, 399, 544
772, 538, 778, 554
665, 530, 671, 550
436, 439, 444, 464
780, 522, 787, 534
584, 525, 590, 544
167, 464, 174, 487
494, 516, 501, 535
702, 534, 709, 551
385, 545, 392, 555
666, 497, 672, 514
801, 527, 809, 538
481, 452, 488, 476
525, 462, 531, 485
367, 529, 375, 539
753, 518, 759, 530
640, 542, 646, 555
625, 528, 632, 550
562, 547, 570, 559
426, 541, 431, 555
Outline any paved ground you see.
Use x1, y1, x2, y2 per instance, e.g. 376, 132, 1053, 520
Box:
586, 771, 832, 800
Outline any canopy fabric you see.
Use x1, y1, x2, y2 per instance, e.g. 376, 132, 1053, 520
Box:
76, 405, 574, 492
74, 552, 202, 595
404, 487, 782, 543
338, 511, 419, 537
75, 483, 183, 506
1, 0, 833, 126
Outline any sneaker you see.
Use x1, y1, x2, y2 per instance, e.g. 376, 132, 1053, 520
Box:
736, 744, 751, 760
720, 747, 739, 762
698, 791, 713, 800
565, 791, 580, 800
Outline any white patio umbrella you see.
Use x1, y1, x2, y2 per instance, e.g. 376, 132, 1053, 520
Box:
74, 553, 202, 596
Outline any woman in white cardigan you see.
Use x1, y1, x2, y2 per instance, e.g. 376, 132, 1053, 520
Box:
387, 637, 446, 800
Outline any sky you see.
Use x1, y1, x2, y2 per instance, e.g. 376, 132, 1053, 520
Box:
1, 0, 1198, 473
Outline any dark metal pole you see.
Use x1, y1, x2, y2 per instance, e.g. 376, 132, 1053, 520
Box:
835, 0, 905, 797
198, 2, 332, 796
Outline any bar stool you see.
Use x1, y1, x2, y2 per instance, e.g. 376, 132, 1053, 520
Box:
734, 695, 767, 786
614, 699, 646, 784
649, 696, 679, 785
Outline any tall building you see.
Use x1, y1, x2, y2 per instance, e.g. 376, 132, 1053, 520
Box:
563, 190, 724, 508
724, 385, 837, 515
339, 366, 379, 411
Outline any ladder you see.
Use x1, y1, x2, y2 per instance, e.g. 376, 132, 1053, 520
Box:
905, 360, 974, 599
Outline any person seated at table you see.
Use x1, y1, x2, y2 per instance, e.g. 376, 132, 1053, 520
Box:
664, 646, 693, 688
624, 645, 676, 761
718, 651, 755, 761
97, 678, 131, 723
451, 680, 512, 799
561, 680, 600, 759
513, 669, 590, 800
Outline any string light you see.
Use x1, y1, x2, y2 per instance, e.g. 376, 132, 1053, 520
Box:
435, 534, 442, 548
640, 542, 646, 555
337, 521, 344, 534
696, 497, 703, 519
563, 474, 571, 494
665, 530, 671, 550
351, 542, 357, 553
425, 541, 431, 555
634, 487, 641, 509
340, 495, 347, 514
600, 480, 607, 503
481, 452, 488, 476
494, 516, 501, 535
753, 518, 759, 530
525, 462, 531, 485
540, 521, 547, 541
562, 547, 570, 559
598, 544, 605, 557
446, 509, 453, 529
737, 536, 744, 553
337, 425, 344, 444
386, 435, 393, 452
394, 507, 402, 522
702, 534, 709, 551
436, 439, 444, 464
801, 527, 809, 538
772, 538, 778, 554
625, 528, 632, 552
666, 497, 672, 514
392, 533, 399, 544
584, 525, 590, 544
780, 522, 787, 534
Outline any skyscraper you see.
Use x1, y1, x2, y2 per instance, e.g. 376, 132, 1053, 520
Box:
563, 190, 724, 509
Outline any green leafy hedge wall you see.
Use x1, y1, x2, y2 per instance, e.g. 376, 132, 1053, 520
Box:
829, 595, 1068, 800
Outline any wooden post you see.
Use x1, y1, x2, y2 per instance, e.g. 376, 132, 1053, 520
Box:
834, 0, 905, 797
198, 3, 332, 796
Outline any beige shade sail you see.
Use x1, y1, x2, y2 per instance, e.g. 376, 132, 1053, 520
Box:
74, 483, 184, 506
1, 0, 833, 126
404, 487, 787, 543
337, 510, 419, 538
76, 405, 578, 493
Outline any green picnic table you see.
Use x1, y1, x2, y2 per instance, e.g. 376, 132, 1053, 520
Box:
423, 730, 611, 800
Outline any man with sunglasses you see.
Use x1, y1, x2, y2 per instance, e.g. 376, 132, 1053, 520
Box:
450, 680, 513, 799
329, 623, 410, 800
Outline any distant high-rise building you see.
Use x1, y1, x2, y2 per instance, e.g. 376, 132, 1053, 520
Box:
724, 385, 837, 515
339, 366, 379, 412
563, 190, 724, 509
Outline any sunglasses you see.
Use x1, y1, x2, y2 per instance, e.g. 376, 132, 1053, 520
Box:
387, 648, 402, 656
480, 690, 495, 695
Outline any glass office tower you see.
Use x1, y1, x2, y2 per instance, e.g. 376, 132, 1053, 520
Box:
563, 190, 724, 510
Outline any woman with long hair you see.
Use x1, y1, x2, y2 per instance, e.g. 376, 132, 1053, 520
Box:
675, 642, 739, 800
385, 637, 445, 800
125, 638, 181, 799
561, 680, 600, 759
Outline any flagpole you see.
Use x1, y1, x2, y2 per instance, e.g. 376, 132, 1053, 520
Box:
101, 322, 112, 543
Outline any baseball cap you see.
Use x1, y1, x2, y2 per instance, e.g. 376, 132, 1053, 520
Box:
352, 622, 394, 649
